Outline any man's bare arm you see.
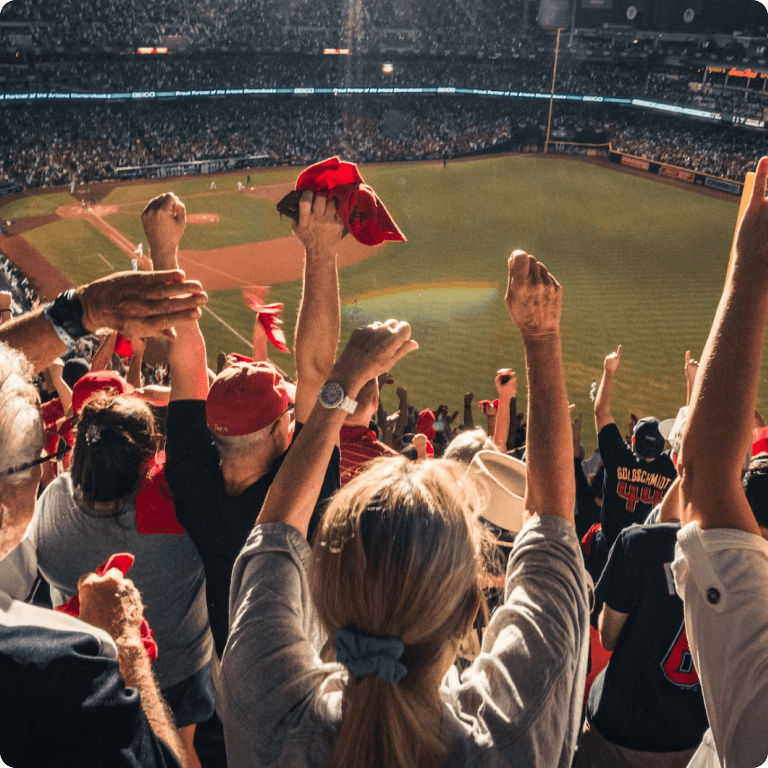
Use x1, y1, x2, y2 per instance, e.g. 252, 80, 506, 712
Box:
598, 603, 629, 652
78, 569, 186, 766
506, 251, 574, 525
678, 158, 768, 535
0, 271, 206, 375
293, 191, 343, 424
142, 193, 210, 403
594, 345, 621, 434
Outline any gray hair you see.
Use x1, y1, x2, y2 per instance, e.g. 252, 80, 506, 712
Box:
0, 342, 45, 487
442, 428, 500, 465
211, 424, 273, 460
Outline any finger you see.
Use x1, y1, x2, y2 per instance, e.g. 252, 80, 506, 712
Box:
508, 250, 531, 290
616, 344, 622, 358
752, 156, 768, 204
537, 261, 551, 285
685, 350, 691, 366
146, 279, 206, 300
146, 268, 187, 284
173, 197, 186, 222
312, 193, 328, 216
77, 571, 97, 593
298, 190, 313, 219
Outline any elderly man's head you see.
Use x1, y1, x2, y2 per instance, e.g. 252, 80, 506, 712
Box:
0, 342, 45, 560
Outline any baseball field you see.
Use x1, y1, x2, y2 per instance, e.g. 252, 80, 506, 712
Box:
0, 155, 745, 449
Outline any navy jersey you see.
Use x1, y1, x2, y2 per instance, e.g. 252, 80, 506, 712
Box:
588, 523, 709, 752
598, 423, 676, 545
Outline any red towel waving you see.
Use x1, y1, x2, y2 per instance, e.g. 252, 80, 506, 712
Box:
295, 157, 406, 246
243, 293, 290, 353
55, 552, 158, 664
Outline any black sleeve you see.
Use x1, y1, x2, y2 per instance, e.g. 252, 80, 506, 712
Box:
290, 422, 341, 545
0, 627, 182, 768
164, 400, 224, 530
597, 423, 631, 471
594, 528, 636, 618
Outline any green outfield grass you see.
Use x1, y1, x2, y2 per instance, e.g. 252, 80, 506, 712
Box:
107, 193, 291, 249
21, 218, 129, 286
0, 192, 76, 219
8, 157, 745, 450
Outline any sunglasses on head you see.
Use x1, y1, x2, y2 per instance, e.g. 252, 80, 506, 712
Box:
0, 444, 71, 477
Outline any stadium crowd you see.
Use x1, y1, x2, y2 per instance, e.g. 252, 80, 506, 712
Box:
0, 154, 767, 767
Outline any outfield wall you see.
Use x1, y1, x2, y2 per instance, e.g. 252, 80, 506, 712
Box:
608, 148, 744, 195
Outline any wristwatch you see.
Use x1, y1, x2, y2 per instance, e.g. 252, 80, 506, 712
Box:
318, 382, 358, 415
44, 290, 90, 348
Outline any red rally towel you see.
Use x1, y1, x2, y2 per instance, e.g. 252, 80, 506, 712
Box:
113, 334, 133, 358
135, 451, 185, 535
753, 426, 768, 457
243, 293, 290, 353
295, 157, 406, 246
478, 399, 500, 414
55, 553, 158, 664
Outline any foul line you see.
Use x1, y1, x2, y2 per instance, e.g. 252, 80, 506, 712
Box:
202, 305, 252, 347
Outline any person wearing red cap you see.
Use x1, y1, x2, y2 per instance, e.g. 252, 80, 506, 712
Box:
339, 377, 397, 485
143, 192, 343, 662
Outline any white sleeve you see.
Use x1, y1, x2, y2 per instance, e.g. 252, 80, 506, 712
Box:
672, 522, 768, 768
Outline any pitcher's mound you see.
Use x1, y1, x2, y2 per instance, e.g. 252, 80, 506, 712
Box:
187, 213, 219, 224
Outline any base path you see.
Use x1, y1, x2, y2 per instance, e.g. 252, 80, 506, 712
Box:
178, 235, 382, 290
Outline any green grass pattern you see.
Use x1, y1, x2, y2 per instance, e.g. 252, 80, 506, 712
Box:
11, 157, 743, 450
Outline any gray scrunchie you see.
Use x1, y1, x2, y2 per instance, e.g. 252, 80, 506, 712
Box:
336, 627, 408, 683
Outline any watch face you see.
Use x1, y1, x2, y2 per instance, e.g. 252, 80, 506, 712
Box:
319, 382, 344, 409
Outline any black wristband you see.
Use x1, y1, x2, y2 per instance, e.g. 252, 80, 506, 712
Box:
44, 290, 90, 344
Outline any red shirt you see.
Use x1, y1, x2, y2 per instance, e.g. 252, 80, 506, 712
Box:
339, 425, 398, 485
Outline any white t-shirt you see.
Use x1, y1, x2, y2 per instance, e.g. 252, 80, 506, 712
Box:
672, 523, 768, 768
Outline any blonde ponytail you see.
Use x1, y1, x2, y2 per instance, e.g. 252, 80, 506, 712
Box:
311, 457, 488, 768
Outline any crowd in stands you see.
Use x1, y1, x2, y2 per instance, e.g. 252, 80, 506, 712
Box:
1, 158, 768, 767
0, 250, 39, 315
0, 87, 766, 193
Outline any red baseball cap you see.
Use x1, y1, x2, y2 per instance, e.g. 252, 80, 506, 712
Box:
72, 370, 135, 416
206, 361, 292, 436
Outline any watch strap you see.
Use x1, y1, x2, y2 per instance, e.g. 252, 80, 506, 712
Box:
44, 290, 89, 348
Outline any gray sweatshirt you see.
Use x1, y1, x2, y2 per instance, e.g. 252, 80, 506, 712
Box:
219, 515, 590, 768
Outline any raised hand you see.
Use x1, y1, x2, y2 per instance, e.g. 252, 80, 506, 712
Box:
505, 250, 562, 338
78, 568, 145, 644
75, 270, 207, 340
141, 192, 186, 271
293, 191, 344, 255
604, 345, 622, 375
495, 368, 517, 398
334, 320, 418, 391
685, 350, 699, 386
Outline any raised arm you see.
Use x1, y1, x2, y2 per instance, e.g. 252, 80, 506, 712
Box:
142, 193, 209, 402
677, 159, 768, 535
505, 251, 574, 524
0, 271, 206, 375
292, 191, 343, 424
684, 350, 699, 406
493, 368, 517, 451
256, 321, 418, 538
594, 345, 621, 433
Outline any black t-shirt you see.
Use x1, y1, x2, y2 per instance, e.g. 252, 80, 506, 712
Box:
598, 423, 676, 545
588, 523, 709, 752
164, 400, 340, 657
0, 626, 181, 767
